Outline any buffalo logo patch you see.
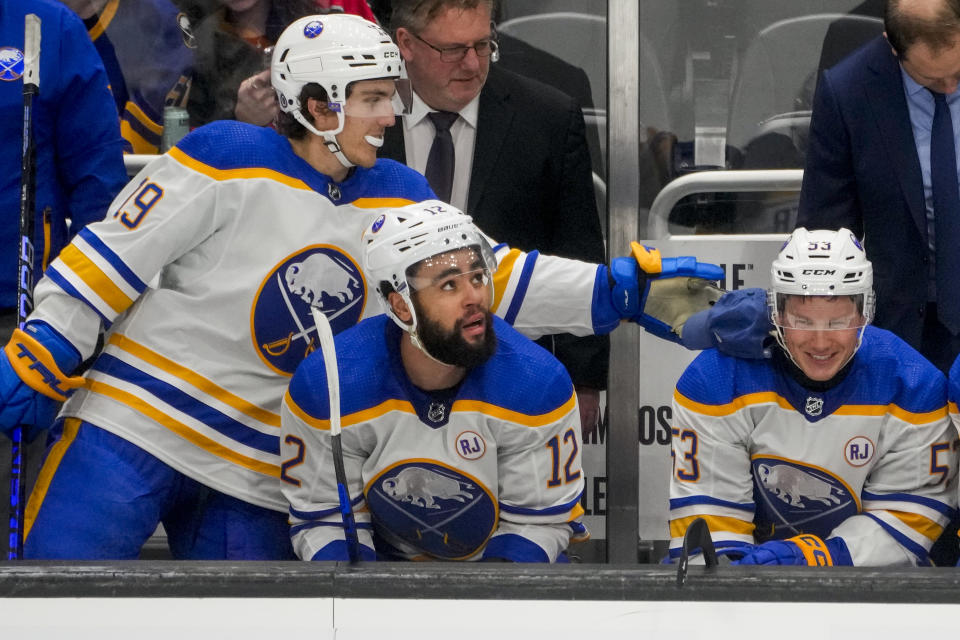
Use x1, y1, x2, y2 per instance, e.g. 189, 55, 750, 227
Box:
252, 245, 365, 375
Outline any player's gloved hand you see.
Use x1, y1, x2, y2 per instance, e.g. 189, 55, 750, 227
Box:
709, 544, 760, 564
680, 287, 775, 358
642, 277, 725, 341
608, 242, 724, 343
0, 321, 83, 439
732, 534, 852, 566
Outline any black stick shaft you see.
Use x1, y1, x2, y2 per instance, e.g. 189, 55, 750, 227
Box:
9, 13, 41, 561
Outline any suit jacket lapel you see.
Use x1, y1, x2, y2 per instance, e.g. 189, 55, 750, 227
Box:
864, 39, 927, 239
468, 67, 515, 213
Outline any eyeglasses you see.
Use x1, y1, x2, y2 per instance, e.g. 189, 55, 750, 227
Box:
412, 32, 499, 63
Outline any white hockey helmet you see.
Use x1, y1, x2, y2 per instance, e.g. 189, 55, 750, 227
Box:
769, 227, 875, 364
363, 200, 497, 341
271, 14, 409, 167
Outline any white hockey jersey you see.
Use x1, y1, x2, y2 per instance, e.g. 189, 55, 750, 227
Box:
669, 327, 959, 566
30, 121, 604, 512
281, 314, 588, 562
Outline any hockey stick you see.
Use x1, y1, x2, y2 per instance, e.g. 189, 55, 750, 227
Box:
675, 516, 718, 587
309, 306, 361, 564
8, 13, 41, 561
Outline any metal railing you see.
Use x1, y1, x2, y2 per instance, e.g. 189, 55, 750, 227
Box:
646, 169, 804, 238
2, 561, 960, 600
605, 0, 642, 564
123, 154, 155, 177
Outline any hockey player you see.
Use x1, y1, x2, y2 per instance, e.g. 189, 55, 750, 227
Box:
0, 13, 738, 560
0, 13, 431, 560
61, 0, 194, 154
282, 202, 591, 562
669, 228, 959, 566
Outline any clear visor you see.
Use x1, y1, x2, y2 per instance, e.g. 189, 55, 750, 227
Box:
771, 293, 870, 331
335, 78, 413, 118
405, 238, 497, 295
408, 265, 491, 294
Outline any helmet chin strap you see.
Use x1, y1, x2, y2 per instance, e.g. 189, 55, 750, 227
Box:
292, 109, 355, 169
409, 331, 458, 368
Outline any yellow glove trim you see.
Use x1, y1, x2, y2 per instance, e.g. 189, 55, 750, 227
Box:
4, 328, 84, 402
787, 534, 834, 566
630, 241, 662, 275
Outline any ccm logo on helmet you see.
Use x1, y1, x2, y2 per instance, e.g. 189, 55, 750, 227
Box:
801, 269, 836, 275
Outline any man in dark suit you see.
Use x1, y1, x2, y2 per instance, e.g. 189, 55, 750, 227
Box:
494, 32, 603, 177
798, 0, 960, 375
382, 0, 608, 433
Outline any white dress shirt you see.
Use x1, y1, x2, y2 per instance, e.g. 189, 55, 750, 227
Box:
401, 90, 480, 211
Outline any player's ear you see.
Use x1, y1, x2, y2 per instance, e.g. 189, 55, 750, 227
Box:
388, 292, 413, 325
306, 97, 339, 129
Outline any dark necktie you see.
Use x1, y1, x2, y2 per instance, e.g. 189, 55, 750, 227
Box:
424, 111, 458, 203
931, 90, 960, 333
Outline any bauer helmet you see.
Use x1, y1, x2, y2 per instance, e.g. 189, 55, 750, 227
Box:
271, 14, 409, 167
362, 200, 497, 348
769, 227, 875, 366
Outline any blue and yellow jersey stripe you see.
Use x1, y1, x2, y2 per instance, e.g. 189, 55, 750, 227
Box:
80, 333, 284, 476
108, 333, 281, 428
491, 247, 522, 314
171, 122, 435, 204
122, 101, 164, 154
23, 418, 82, 540
169, 147, 314, 191
489, 247, 539, 323
669, 513, 755, 539
674, 388, 947, 426
86, 377, 280, 477
351, 197, 420, 209
87, 0, 119, 41
452, 392, 576, 429
45, 227, 148, 323
285, 390, 576, 432
500, 493, 586, 522
285, 393, 416, 431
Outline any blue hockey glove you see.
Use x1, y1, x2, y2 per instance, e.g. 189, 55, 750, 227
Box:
733, 534, 852, 566
0, 321, 83, 439
680, 287, 774, 359
608, 242, 724, 343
